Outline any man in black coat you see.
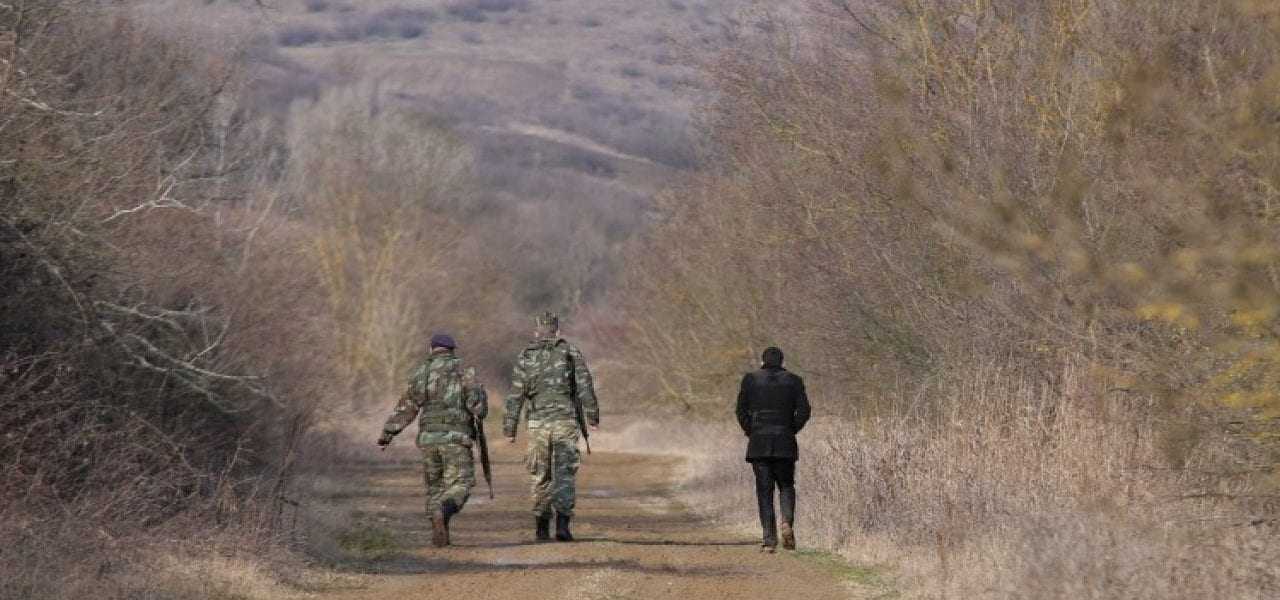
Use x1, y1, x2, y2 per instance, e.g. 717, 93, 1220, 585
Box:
735, 346, 811, 552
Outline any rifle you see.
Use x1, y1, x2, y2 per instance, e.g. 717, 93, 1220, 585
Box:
574, 399, 592, 455
563, 341, 591, 455
472, 414, 494, 499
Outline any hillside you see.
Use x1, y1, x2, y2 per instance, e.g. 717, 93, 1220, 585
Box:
130, 0, 776, 312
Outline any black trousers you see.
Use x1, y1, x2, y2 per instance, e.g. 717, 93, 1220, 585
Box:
750, 458, 796, 546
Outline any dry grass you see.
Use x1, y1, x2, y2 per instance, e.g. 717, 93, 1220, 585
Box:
609, 362, 1277, 598
0, 518, 360, 600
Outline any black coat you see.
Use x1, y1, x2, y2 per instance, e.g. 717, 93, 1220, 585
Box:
735, 366, 810, 461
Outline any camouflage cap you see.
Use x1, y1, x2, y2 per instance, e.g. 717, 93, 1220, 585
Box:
535, 311, 559, 331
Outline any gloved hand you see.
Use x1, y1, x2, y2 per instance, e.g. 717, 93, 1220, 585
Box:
377, 432, 394, 448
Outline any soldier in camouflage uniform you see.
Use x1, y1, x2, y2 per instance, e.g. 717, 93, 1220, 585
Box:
377, 333, 487, 547
504, 312, 600, 542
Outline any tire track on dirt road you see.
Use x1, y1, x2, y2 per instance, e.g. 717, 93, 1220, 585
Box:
318, 440, 867, 600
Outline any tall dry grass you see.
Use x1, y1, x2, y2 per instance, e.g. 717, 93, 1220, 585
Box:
648, 362, 1276, 598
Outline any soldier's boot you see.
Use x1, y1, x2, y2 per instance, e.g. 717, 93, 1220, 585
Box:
535, 514, 552, 542
430, 510, 449, 547
441, 499, 460, 545
554, 513, 574, 542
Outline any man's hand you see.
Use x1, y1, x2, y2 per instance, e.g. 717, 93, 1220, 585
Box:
506, 435, 516, 444
377, 432, 394, 449
589, 424, 600, 432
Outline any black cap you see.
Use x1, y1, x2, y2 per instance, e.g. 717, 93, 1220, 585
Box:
430, 333, 457, 349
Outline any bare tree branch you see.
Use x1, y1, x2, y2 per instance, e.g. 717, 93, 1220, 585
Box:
1, 215, 90, 336
832, 0, 902, 51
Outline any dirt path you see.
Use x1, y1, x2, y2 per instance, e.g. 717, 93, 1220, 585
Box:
319, 441, 864, 600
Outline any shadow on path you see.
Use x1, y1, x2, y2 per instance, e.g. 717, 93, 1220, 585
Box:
581, 537, 757, 547
454, 537, 757, 549
338, 556, 752, 577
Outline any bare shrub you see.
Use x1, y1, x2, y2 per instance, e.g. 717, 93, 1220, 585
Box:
2, 2, 296, 522
473, 0, 529, 11
618, 0, 1280, 426
611, 0, 1280, 596
277, 24, 326, 47
448, 4, 487, 23
236, 41, 331, 118
653, 73, 700, 92
397, 22, 425, 39
334, 7, 434, 42
570, 83, 603, 101
446, 0, 528, 23
652, 50, 677, 66
0, 3, 341, 597
281, 86, 519, 398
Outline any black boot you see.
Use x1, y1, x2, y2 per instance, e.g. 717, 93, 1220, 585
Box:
535, 514, 552, 542
442, 499, 460, 528
554, 513, 574, 542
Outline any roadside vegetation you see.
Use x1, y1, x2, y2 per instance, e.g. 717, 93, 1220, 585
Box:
612, 1, 1279, 597
0, 2, 516, 597
5, 0, 1278, 598
0, 4, 326, 597
1, 1, 731, 597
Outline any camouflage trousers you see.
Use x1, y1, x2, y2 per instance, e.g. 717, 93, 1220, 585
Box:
525, 420, 581, 517
420, 441, 475, 515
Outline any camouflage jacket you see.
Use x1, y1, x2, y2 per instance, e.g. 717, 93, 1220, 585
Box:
383, 348, 487, 446
503, 337, 599, 437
